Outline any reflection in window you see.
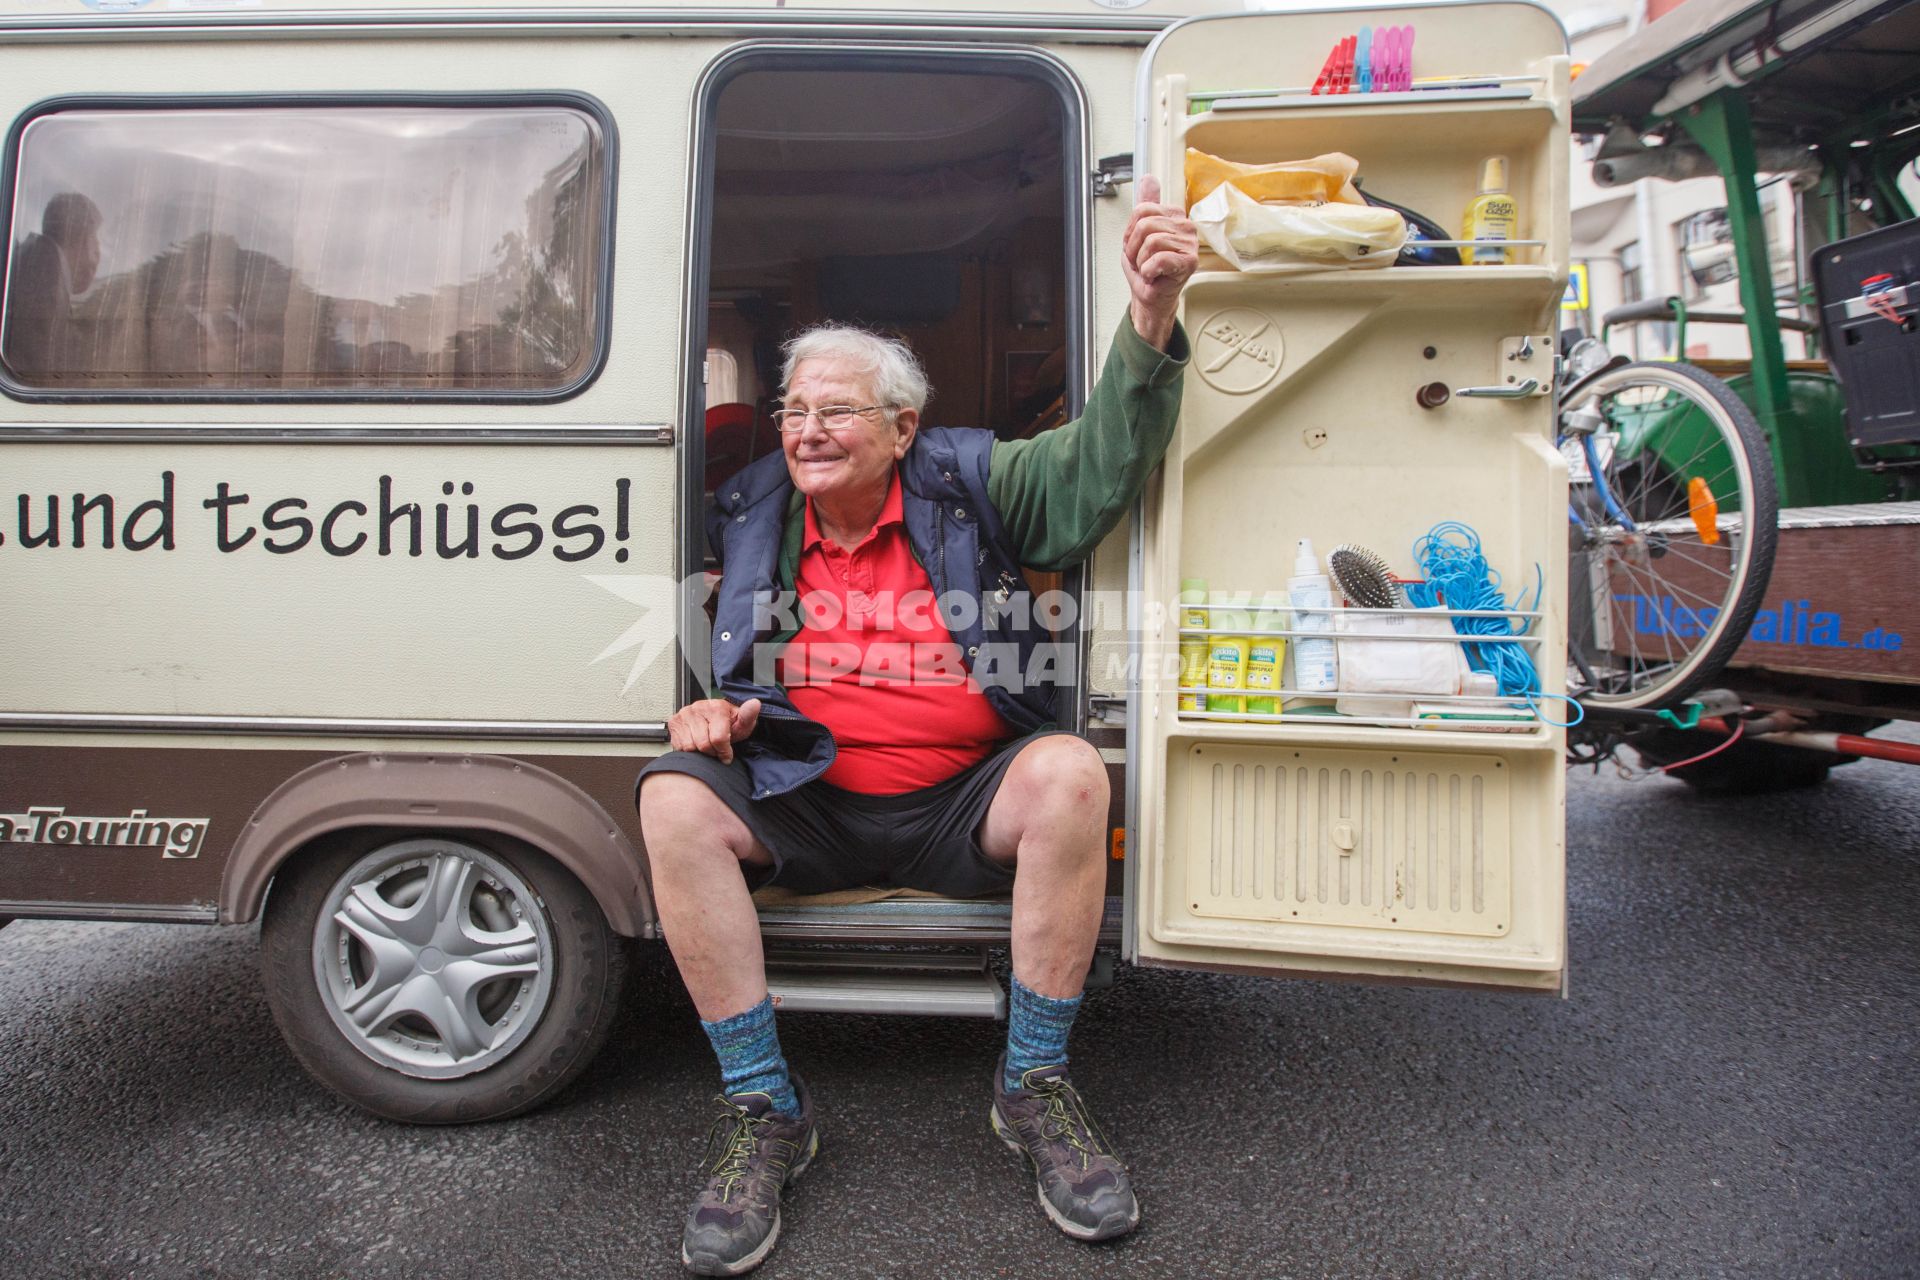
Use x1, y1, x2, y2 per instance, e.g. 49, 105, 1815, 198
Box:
1, 105, 605, 395
1677, 208, 1736, 299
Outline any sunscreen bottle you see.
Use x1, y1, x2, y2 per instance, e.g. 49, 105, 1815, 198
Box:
1178, 578, 1209, 713
1460, 156, 1518, 265
1288, 541, 1339, 693
1205, 595, 1251, 716
1243, 606, 1285, 718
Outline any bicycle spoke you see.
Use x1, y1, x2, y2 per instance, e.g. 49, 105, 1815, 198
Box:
1607, 554, 1681, 685
1646, 541, 1743, 579
1628, 563, 1736, 612
1620, 461, 1676, 520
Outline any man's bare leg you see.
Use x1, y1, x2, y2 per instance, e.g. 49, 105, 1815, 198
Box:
637, 770, 775, 1021
978, 733, 1138, 1242
642, 771, 817, 1275
977, 734, 1111, 998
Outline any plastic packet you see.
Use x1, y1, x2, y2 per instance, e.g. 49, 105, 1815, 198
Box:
1191, 184, 1407, 269
1332, 606, 1469, 717
1184, 149, 1406, 270
1184, 148, 1367, 207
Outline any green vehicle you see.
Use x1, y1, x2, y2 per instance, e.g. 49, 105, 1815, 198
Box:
1557, 0, 1920, 789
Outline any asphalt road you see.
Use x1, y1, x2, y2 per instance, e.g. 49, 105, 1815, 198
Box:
3, 746, 1917, 1280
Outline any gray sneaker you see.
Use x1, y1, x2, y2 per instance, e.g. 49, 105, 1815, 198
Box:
990, 1056, 1140, 1242
681, 1075, 819, 1276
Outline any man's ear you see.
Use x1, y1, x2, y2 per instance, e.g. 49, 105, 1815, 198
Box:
891, 408, 919, 459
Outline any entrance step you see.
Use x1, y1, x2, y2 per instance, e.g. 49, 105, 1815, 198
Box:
765, 949, 1005, 1018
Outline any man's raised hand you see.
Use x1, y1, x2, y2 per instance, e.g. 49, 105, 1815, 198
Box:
1121, 174, 1199, 351
667, 697, 762, 764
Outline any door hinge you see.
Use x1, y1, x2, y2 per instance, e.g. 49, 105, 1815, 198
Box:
1093, 153, 1134, 199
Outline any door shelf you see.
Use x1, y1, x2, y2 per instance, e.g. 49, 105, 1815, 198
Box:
1184, 91, 1558, 149
1192, 83, 1544, 110
1161, 713, 1560, 753
1174, 76, 1564, 280
1182, 263, 1562, 304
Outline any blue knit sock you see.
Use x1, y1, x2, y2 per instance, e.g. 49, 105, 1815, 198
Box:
700, 996, 799, 1116
1004, 975, 1083, 1091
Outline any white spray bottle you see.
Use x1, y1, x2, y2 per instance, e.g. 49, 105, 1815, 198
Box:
1287, 539, 1339, 693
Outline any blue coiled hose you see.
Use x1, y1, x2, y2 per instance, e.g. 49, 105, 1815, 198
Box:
1404, 521, 1583, 728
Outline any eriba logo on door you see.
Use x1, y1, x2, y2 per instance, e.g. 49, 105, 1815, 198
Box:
0, 807, 210, 859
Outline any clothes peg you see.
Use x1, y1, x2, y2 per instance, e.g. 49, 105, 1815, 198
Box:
1357, 26, 1373, 93
1311, 39, 1341, 95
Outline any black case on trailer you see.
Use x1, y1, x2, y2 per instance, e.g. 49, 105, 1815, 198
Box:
1813, 217, 1920, 450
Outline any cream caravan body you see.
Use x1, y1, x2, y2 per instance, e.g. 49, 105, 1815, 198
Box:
0, 0, 1570, 1119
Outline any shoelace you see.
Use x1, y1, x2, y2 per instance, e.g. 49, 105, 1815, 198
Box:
1027, 1075, 1116, 1172
699, 1096, 774, 1201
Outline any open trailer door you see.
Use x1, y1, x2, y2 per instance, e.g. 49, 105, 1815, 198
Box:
1128, 3, 1572, 992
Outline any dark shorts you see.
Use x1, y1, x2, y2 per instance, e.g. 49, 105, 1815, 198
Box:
635, 729, 1076, 897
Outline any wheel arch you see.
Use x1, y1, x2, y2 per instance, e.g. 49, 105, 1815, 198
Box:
222, 752, 653, 936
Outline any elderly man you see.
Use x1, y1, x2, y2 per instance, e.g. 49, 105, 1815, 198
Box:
637, 179, 1198, 1276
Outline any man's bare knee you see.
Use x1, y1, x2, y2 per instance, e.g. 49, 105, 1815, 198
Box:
981, 736, 1110, 863
638, 771, 765, 867
1022, 736, 1110, 816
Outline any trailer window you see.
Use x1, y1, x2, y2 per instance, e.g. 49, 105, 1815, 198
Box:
1, 103, 607, 398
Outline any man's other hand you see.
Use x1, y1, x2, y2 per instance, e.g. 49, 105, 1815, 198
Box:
667, 697, 762, 764
1122, 175, 1199, 351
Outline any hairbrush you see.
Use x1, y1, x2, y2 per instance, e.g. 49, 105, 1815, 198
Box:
1328, 543, 1404, 608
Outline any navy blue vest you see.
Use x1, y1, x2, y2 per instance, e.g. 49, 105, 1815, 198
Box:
707, 427, 1059, 800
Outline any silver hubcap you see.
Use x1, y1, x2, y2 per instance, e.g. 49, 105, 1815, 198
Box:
312, 837, 555, 1080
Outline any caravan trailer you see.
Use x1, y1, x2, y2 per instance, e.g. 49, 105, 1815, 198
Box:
0, 0, 1570, 1121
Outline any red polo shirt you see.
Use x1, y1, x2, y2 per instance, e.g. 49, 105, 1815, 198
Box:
778, 473, 1011, 795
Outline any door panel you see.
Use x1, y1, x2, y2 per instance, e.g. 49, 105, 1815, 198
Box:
1130, 6, 1571, 990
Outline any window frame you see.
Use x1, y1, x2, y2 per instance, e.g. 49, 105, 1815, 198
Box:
0, 91, 619, 406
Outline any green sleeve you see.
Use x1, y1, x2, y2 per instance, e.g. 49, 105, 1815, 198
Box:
987, 315, 1189, 571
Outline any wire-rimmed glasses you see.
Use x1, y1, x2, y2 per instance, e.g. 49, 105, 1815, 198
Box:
771, 404, 886, 433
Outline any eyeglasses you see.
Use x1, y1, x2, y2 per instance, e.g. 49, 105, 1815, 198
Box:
771, 404, 886, 433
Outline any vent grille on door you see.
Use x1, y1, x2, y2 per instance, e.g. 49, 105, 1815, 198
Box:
1183, 745, 1511, 937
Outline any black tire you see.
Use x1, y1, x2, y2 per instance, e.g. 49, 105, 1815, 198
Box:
1630, 732, 1835, 793
1562, 360, 1779, 709
260, 829, 630, 1125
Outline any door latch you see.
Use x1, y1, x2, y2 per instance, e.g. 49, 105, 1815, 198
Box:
1457, 379, 1541, 398
1456, 336, 1553, 398
1093, 154, 1133, 199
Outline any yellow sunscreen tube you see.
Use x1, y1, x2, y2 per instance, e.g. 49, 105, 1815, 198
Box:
1243, 608, 1285, 718
1178, 578, 1209, 712
1206, 602, 1251, 716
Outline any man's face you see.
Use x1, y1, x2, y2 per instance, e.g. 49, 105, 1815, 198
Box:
780, 357, 918, 508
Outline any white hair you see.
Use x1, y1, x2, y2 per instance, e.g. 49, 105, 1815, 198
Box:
780, 325, 931, 416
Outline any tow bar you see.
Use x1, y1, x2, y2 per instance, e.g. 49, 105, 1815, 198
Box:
1696, 718, 1920, 767
1582, 695, 1920, 769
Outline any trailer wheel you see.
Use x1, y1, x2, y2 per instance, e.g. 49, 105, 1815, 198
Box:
260, 831, 629, 1124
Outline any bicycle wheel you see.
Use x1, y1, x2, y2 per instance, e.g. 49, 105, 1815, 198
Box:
1561, 360, 1778, 709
